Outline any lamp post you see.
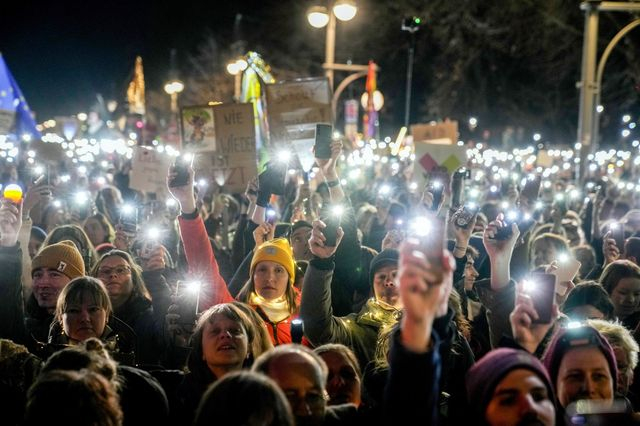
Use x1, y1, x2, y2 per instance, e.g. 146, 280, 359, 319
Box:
226, 57, 248, 102
307, 0, 358, 89
164, 80, 184, 113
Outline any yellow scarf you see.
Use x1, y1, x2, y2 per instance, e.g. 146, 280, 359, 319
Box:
250, 292, 290, 323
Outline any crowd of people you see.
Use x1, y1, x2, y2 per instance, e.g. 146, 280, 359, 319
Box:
1, 136, 640, 425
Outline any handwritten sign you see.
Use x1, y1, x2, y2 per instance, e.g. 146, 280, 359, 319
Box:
411, 121, 459, 145
129, 146, 172, 196
265, 77, 332, 149
196, 103, 257, 193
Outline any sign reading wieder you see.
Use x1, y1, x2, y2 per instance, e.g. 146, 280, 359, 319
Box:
196, 103, 257, 193
265, 77, 333, 149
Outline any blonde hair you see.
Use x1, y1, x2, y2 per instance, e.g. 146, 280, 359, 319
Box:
588, 319, 639, 370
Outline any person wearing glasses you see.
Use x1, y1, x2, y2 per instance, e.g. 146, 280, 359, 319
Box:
91, 249, 171, 366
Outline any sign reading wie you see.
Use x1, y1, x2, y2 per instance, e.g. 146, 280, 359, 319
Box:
196, 103, 257, 193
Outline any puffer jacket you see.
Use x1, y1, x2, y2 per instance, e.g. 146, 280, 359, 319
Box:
300, 257, 402, 369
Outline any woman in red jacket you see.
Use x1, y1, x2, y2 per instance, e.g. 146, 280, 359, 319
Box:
167, 163, 303, 346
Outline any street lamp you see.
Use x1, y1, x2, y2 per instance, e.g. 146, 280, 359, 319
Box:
306, 0, 357, 89
164, 80, 184, 113
226, 57, 248, 102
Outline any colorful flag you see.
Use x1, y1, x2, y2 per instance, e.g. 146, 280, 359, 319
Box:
0, 53, 41, 139
127, 56, 146, 116
363, 60, 377, 139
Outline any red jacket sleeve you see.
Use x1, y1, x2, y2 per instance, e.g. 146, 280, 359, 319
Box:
178, 215, 234, 309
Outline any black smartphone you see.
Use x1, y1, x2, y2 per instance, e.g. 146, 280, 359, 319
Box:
450, 169, 466, 208
314, 123, 333, 159
322, 207, 342, 247
175, 280, 200, 328
169, 156, 193, 188
119, 206, 138, 236
452, 204, 479, 229
494, 210, 520, 240
259, 160, 287, 196
528, 273, 556, 324
610, 222, 626, 249
427, 180, 445, 212
290, 319, 304, 344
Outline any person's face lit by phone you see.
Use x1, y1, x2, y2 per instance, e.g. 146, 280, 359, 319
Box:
201, 314, 249, 377
96, 255, 133, 309
32, 268, 71, 312
253, 261, 289, 301
610, 277, 640, 319
373, 264, 400, 308
566, 304, 606, 321
463, 257, 479, 290
62, 293, 108, 343
84, 217, 107, 246
290, 227, 313, 261
484, 369, 555, 426
556, 346, 614, 408
532, 240, 557, 269
318, 350, 361, 407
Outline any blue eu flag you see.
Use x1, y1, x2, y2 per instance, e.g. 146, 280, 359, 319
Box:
0, 53, 41, 140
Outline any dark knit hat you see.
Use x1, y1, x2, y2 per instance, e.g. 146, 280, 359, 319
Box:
466, 348, 554, 419
32, 240, 85, 280
542, 325, 618, 392
30, 226, 47, 242
369, 249, 399, 285
291, 220, 312, 235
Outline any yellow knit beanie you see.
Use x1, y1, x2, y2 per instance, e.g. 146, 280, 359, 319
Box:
250, 238, 295, 287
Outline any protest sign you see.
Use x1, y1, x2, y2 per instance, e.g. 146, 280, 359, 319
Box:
411, 121, 459, 145
265, 77, 332, 150
181, 105, 216, 152
32, 141, 64, 163
413, 141, 467, 188
195, 103, 257, 193
129, 146, 172, 196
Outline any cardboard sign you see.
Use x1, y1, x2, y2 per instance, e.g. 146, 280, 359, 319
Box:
265, 77, 332, 149
413, 142, 467, 187
129, 146, 172, 196
196, 103, 257, 193
411, 121, 459, 145
181, 106, 216, 152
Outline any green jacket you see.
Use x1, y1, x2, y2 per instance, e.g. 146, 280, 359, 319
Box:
300, 257, 401, 369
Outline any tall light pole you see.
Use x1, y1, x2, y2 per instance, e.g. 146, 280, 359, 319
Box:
164, 49, 184, 113
307, 0, 358, 90
401, 16, 422, 128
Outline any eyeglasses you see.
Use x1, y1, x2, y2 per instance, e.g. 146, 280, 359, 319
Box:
284, 390, 328, 409
97, 266, 132, 277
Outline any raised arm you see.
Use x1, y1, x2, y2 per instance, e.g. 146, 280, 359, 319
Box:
167, 163, 232, 309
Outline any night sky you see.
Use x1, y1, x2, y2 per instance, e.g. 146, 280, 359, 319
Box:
1, 1, 270, 120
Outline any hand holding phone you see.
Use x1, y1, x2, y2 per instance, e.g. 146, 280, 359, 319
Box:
321, 205, 343, 247
520, 175, 541, 201
452, 204, 479, 229
553, 256, 581, 283
174, 280, 201, 328
609, 222, 625, 249
410, 214, 445, 282
169, 155, 194, 188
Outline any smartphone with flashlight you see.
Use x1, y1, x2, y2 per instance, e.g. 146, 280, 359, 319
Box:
411, 214, 445, 282
520, 175, 542, 201
266, 209, 277, 225
609, 222, 625, 249
553, 256, 582, 283
259, 160, 287, 196
314, 123, 333, 159
452, 204, 479, 229
527, 273, 557, 324
175, 280, 200, 329
493, 210, 520, 240
119, 206, 138, 237
426, 179, 445, 212
169, 155, 194, 188
321, 205, 343, 247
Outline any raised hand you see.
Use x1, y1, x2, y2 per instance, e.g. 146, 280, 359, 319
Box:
509, 282, 558, 354
315, 140, 343, 180
167, 163, 196, 214
253, 222, 275, 247
308, 219, 344, 259
602, 230, 620, 265
0, 198, 22, 247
